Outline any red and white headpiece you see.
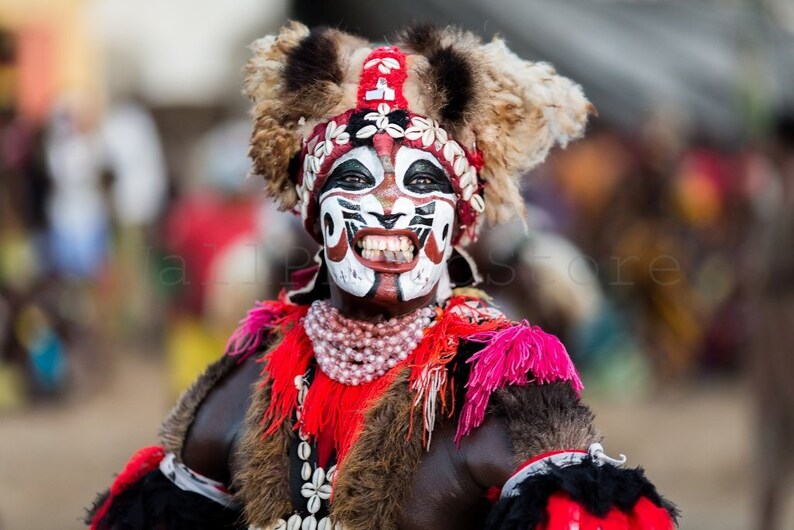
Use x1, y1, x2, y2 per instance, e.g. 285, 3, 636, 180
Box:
244, 22, 593, 245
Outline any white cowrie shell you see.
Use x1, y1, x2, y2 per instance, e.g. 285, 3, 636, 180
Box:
364, 58, 379, 69
404, 127, 423, 141
298, 441, 311, 460
412, 116, 430, 128
322, 140, 334, 156
470, 193, 486, 212
459, 167, 475, 189
301, 461, 312, 481
325, 120, 337, 138
307, 494, 322, 514
377, 102, 390, 115
334, 132, 350, 145
301, 484, 315, 498
355, 125, 378, 139
312, 467, 326, 486
385, 124, 405, 138
378, 63, 390, 74
382, 57, 400, 69
302, 515, 318, 530
297, 385, 308, 404
326, 465, 337, 483
453, 156, 467, 177
421, 129, 434, 148
287, 514, 302, 530
435, 128, 448, 144
293, 375, 304, 389
461, 184, 475, 201
304, 173, 316, 192
317, 484, 332, 500
317, 518, 332, 530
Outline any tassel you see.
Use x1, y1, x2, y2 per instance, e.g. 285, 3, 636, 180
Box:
300, 365, 403, 465
89, 445, 166, 529
456, 320, 583, 443
408, 297, 507, 446
225, 292, 299, 362
260, 305, 312, 437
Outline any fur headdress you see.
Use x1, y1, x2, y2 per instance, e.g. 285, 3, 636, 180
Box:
244, 22, 593, 244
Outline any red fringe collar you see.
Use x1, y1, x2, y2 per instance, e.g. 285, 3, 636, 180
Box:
229, 294, 582, 465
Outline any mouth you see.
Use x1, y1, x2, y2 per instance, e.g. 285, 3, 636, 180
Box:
352, 228, 419, 273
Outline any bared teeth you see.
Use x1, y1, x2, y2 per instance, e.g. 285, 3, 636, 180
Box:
357, 234, 416, 264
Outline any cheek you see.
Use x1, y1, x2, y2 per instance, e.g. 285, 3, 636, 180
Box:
319, 199, 345, 247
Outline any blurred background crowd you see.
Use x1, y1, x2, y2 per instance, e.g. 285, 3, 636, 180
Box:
1, 0, 793, 529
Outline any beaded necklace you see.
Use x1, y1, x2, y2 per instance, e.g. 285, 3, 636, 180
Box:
303, 299, 435, 386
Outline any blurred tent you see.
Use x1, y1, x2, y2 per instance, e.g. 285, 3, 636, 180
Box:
297, 0, 794, 143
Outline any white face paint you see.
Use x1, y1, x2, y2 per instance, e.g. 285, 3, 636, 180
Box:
318, 144, 457, 303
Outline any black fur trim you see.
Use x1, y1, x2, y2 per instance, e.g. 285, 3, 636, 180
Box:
485, 459, 679, 530
284, 27, 342, 93
401, 23, 443, 55
347, 109, 409, 147
429, 46, 474, 124
401, 23, 475, 125
84, 469, 245, 529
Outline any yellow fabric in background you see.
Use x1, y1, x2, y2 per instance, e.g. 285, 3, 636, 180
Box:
165, 318, 227, 398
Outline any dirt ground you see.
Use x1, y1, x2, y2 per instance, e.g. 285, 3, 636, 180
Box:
1, 354, 792, 530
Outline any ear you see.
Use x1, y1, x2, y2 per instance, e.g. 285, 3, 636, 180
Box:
397, 24, 486, 137
476, 37, 595, 224
244, 22, 369, 211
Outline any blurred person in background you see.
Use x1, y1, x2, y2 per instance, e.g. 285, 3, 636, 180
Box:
749, 109, 794, 530
100, 97, 168, 344
160, 116, 296, 395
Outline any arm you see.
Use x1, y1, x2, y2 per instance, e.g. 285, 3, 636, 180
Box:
86, 353, 261, 530
471, 382, 678, 530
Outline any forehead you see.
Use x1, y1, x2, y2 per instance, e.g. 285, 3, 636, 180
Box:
329, 145, 447, 176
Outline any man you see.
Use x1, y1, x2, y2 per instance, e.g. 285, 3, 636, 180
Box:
88, 22, 677, 530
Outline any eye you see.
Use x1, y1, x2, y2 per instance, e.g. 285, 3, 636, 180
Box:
403, 160, 453, 194
322, 159, 375, 193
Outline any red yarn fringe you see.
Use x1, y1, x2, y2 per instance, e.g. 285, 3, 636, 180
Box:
260, 304, 312, 437
89, 445, 165, 529
408, 296, 508, 444
259, 303, 409, 465
541, 493, 674, 530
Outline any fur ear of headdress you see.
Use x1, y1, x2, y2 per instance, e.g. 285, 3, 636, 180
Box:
398, 24, 594, 225
243, 21, 369, 211
476, 37, 595, 224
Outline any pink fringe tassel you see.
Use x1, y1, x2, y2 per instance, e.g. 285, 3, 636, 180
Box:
455, 320, 583, 443
225, 300, 288, 362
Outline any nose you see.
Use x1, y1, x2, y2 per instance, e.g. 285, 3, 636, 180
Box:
371, 212, 404, 229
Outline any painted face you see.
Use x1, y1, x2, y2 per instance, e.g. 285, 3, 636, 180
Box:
318, 141, 457, 303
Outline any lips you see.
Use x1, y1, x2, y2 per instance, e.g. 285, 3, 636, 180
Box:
352, 228, 420, 273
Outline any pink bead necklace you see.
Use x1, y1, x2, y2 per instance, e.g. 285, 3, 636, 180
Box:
303, 299, 436, 386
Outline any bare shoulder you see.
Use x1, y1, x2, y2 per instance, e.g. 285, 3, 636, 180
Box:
180, 354, 263, 484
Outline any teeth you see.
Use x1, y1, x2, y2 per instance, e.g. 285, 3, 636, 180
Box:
357, 234, 417, 264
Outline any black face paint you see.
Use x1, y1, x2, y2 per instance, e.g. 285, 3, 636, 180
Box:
403, 160, 454, 194
321, 159, 375, 194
